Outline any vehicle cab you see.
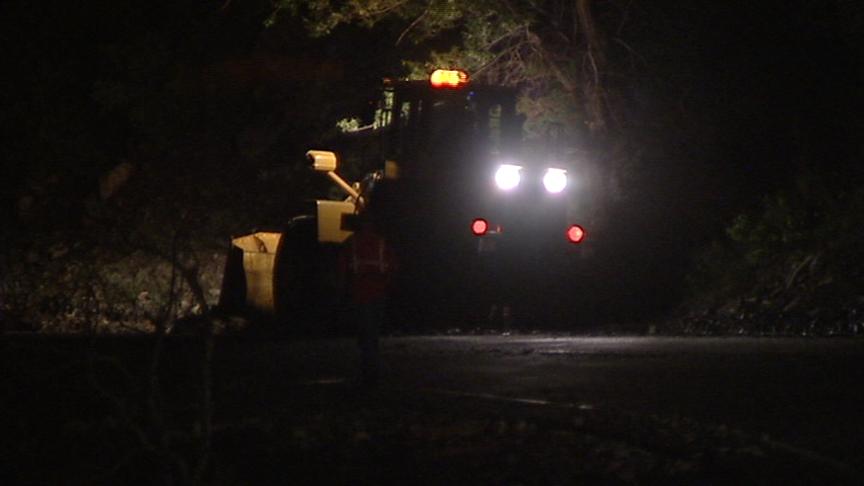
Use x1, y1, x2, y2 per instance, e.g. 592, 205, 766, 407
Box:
370, 69, 584, 255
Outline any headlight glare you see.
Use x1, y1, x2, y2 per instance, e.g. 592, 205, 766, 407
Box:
543, 168, 568, 193
494, 164, 522, 191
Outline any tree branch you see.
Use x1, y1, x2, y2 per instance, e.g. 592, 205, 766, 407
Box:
396, 4, 430, 45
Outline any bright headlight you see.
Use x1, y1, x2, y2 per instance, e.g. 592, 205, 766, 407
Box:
494, 164, 522, 190
543, 168, 568, 193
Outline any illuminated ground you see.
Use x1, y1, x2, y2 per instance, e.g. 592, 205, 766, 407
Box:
225, 335, 864, 479
4, 335, 863, 483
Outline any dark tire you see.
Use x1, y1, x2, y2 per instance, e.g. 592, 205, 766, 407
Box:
273, 216, 346, 335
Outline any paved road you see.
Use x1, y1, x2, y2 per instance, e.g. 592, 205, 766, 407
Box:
227, 335, 864, 472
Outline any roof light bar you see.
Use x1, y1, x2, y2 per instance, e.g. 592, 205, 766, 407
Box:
430, 69, 469, 89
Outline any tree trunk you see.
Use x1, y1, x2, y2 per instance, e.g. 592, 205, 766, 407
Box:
576, 0, 608, 133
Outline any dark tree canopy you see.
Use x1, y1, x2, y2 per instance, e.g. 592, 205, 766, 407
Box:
1, 0, 862, 330
271, 0, 637, 140
269, 0, 864, 322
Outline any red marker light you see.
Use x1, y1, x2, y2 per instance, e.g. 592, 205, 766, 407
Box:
471, 218, 489, 236
430, 69, 469, 89
566, 224, 585, 244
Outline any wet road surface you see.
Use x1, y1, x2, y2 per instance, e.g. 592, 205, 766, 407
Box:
224, 335, 864, 472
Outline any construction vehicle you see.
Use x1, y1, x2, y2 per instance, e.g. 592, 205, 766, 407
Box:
219, 69, 586, 330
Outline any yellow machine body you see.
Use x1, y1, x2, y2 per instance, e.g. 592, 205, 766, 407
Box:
229, 232, 283, 314
316, 200, 356, 243
219, 150, 359, 316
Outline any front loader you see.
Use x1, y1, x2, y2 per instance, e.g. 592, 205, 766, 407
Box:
218, 151, 371, 331
218, 69, 588, 331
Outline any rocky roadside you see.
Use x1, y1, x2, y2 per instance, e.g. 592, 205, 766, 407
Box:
666, 250, 864, 337
209, 383, 861, 484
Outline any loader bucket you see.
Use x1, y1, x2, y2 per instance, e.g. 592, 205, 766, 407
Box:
218, 232, 283, 315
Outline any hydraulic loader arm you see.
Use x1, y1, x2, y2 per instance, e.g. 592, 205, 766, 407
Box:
308, 150, 360, 243
308, 150, 361, 202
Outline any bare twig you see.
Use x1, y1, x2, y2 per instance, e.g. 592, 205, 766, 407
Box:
119, 232, 209, 313
526, 28, 577, 94
473, 41, 528, 79
368, 0, 409, 16
192, 326, 214, 485
616, 0, 634, 36
396, 4, 430, 45
484, 23, 528, 51
612, 37, 646, 69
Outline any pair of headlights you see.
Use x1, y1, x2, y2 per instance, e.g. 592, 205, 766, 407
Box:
494, 164, 568, 193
